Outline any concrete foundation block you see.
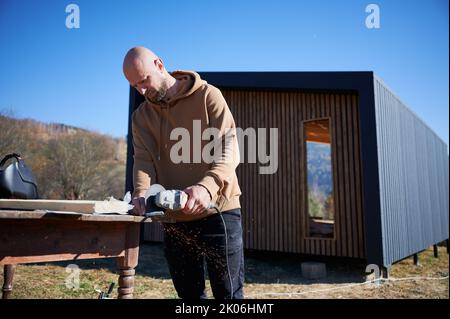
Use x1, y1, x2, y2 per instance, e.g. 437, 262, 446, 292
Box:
301, 262, 327, 279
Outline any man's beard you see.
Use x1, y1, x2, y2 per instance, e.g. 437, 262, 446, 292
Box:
145, 82, 168, 104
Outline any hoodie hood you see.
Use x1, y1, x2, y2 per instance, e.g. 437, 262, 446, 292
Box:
168, 70, 205, 104
145, 70, 205, 106
145, 70, 206, 161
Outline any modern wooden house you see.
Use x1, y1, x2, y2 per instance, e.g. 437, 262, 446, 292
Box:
126, 72, 449, 271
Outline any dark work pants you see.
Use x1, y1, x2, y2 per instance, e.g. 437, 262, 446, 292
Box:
163, 208, 244, 299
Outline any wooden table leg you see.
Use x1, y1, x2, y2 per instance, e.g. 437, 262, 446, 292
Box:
2, 264, 16, 299
117, 223, 140, 299
117, 266, 135, 299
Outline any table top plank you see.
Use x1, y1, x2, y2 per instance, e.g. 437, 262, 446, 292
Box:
0, 209, 153, 223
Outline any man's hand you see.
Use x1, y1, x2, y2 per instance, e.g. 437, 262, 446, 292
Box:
182, 185, 211, 215
130, 197, 146, 216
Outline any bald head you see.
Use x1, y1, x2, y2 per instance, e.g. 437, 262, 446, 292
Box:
122, 47, 160, 83
122, 46, 175, 102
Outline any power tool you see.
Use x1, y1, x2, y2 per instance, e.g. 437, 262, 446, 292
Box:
144, 184, 188, 217
143, 184, 217, 218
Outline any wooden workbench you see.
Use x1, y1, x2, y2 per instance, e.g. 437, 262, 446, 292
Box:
0, 209, 152, 299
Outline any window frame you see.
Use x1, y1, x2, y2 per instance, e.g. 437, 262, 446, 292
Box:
301, 117, 337, 241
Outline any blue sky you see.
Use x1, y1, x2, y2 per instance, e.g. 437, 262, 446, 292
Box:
0, 0, 448, 145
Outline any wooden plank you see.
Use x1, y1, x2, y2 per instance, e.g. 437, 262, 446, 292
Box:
258, 90, 263, 250
0, 210, 151, 223
322, 94, 332, 256
279, 91, 285, 252
318, 94, 329, 256
247, 90, 253, 248
253, 90, 259, 250
327, 94, 337, 257
268, 91, 274, 251
252, 90, 259, 250
330, 94, 339, 256
270, 90, 276, 251
293, 92, 300, 253
143, 222, 164, 242
283, 92, 289, 252
0, 199, 130, 214
310, 93, 316, 119
300, 93, 307, 253
347, 94, 358, 258
242, 90, 248, 248
341, 94, 351, 257
313, 95, 320, 256
295, 93, 300, 253
249, 90, 255, 249
305, 94, 311, 254
341, 95, 352, 257
1, 253, 125, 265
287, 92, 294, 252
270, 91, 276, 251
0, 218, 128, 265
335, 94, 347, 256
247, 90, 253, 249
242, 89, 252, 249
275, 91, 281, 251
255, 91, 260, 248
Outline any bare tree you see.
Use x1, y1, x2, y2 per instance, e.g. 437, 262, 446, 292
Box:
2, 112, 126, 201
0, 113, 32, 157
45, 131, 125, 200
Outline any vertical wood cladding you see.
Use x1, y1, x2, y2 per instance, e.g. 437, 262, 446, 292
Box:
144, 90, 365, 259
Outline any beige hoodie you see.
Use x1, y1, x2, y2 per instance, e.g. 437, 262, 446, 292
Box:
131, 70, 241, 222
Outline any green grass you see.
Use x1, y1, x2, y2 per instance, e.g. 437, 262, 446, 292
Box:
1, 244, 448, 299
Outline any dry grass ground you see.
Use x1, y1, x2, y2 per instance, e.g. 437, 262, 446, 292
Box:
1, 243, 448, 299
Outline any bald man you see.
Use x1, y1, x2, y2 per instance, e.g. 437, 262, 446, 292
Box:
123, 47, 244, 299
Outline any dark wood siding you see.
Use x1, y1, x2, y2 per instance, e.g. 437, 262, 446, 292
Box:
143, 221, 164, 242
144, 90, 365, 259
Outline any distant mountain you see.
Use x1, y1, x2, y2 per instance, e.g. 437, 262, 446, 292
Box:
306, 142, 333, 196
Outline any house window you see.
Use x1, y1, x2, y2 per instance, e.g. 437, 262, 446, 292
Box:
304, 119, 335, 238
